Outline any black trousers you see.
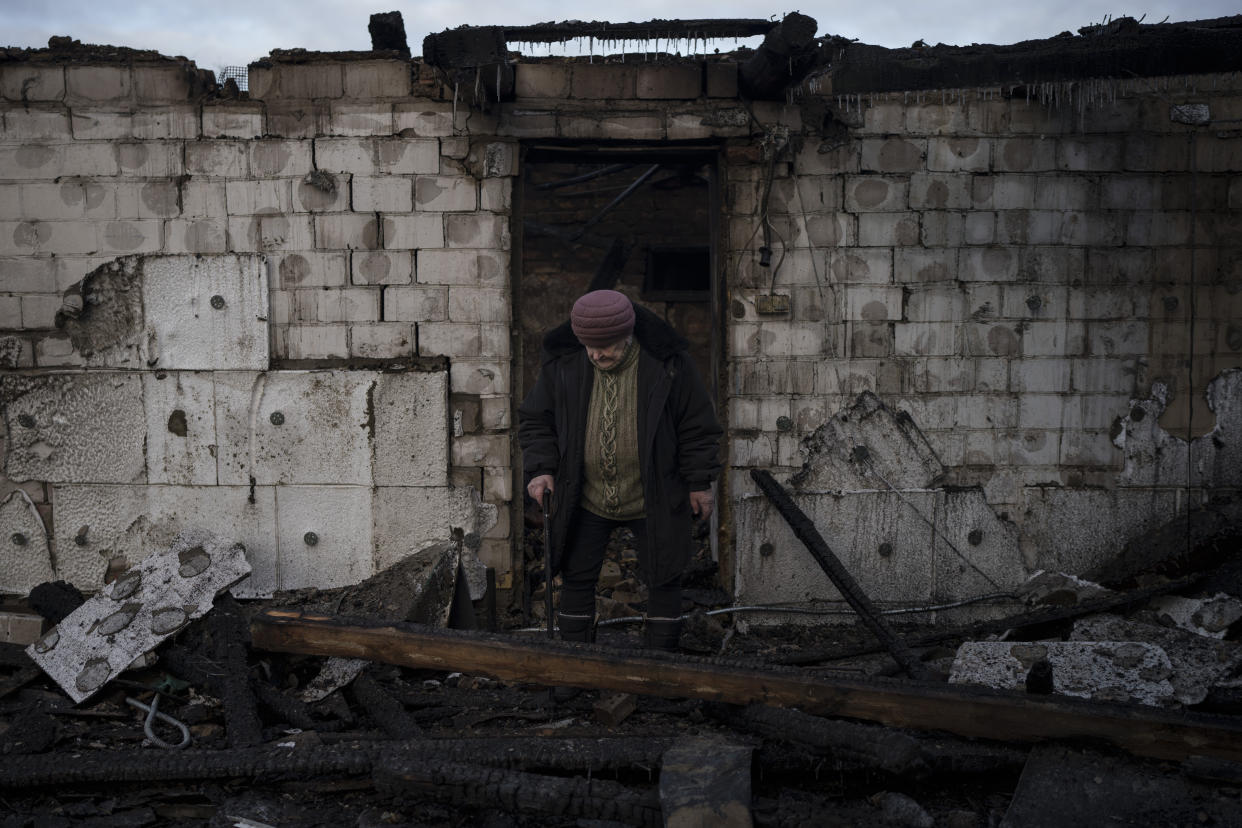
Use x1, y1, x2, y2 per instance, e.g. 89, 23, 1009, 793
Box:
560, 509, 682, 619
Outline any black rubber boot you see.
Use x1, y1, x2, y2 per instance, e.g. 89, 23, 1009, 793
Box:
644, 616, 683, 651
552, 612, 595, 703
557, 612, 595, 643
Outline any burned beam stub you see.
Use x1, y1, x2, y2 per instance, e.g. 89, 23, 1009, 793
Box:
500, 18, 775, 45
421, 26, 513, 106
368, 11, 410, 57
824, 16, 1242, 94
738, 11, 820, 100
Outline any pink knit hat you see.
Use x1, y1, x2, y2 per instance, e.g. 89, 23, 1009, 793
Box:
570, 290, 635, 347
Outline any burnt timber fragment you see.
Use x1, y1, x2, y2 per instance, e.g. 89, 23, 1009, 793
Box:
739, 11, 819, 99
250, 610, 1242, 763
750, 468, 935, 681
373, 757, 663, 827
368, 11, 410, 57
825, 15, 1242, 94
421, 26, 513, 105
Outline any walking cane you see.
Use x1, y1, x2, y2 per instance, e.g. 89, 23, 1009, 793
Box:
542, 490, 554, 639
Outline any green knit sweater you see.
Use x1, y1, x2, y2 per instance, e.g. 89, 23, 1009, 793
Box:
582, 340, 644, 519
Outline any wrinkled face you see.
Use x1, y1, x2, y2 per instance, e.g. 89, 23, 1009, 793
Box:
586, 336, 631, 369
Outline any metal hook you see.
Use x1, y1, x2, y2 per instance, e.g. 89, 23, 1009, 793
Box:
126, 694, 191, 750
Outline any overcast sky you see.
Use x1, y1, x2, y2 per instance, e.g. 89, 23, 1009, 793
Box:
2, 1, 1237, 73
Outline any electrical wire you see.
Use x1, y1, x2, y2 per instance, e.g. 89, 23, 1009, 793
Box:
515, 591, 1017, 633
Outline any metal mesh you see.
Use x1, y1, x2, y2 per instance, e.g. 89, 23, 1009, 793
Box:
216, 66, 249, 91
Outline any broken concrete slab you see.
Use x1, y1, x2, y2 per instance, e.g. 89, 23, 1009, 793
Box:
0, 490, 54, 595
1146, 593, 1242, 640
1, 372, 146, 484
1070, 613, 1242, 706
1017, 571, 1116, 608
26, 527, 250, 704
1116, 369, 1242, 489
948, 640, 1176, 707
790, 391, 945, 492
659, 738, 754, 828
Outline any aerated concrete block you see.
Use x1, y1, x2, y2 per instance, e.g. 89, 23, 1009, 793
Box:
26, 527, 250, 703
1, 372, 146, 484
371, 370, 449, 487
143, 372, 217, 485
213, 371, 373, 486
0, 490, 55, 595
141, 254, 269, 370
276, 485, 374, 590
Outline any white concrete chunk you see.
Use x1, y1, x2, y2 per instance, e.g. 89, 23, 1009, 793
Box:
1148, 593, 1242, 640
0, 490, 55, 595
1, 372, 146, 484
143, 372, 217, 485
371, 370, 449, 487
276, 485, 373, 590
141, 254, 269, 370
948, 640, 1176, 707
214, 371, 372, 486
25, 527, 250, 703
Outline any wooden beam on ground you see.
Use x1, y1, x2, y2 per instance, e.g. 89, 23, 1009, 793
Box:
251, 610, 1242, 764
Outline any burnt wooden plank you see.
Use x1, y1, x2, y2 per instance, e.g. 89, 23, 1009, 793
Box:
251, 610, 1242, 764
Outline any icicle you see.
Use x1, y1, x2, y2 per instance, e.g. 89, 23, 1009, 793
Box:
496, 63, 501, 103
453, 82, 459, 124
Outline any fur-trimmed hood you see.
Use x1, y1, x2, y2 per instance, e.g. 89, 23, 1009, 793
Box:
540, 303, 689, 363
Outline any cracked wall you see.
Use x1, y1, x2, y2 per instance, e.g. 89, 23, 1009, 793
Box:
1, 45, 1240, 612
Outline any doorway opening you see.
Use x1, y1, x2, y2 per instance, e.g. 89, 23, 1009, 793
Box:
513, 144, 724, 617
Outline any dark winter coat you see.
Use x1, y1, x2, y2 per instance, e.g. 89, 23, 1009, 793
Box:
518, 304, 723, 588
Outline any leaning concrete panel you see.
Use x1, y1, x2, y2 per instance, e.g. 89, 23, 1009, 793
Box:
50, 484, 277, 594
140, 254, 268, 370
931, 488, 1026, 601
373, 486, 497, 571
791, 391, 945, 492
143, 372, 217, 485
1, 372, 145, 484
371, 370, 449, 487
1019, 487, 1180, 575
276, 485, 374, 590
26, 527, 250, 704
0, 490, 55, 595
214, 371, 372, 486
734, 490, 936, 607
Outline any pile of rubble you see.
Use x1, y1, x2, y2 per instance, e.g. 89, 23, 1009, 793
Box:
2, 512, 1241, 827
